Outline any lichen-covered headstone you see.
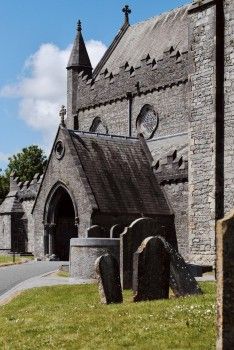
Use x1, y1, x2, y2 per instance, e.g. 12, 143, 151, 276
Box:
162, 239, 202, 297
217, 210, 234, 350
133, 236, 170, 302
120, 217, 163, 289
95, 254, 123, 304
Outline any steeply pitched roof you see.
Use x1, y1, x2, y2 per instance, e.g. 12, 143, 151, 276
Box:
94, 4, 189, 77
70, 131, 171, 216
67, 22, 92, 70
0, 191, 24, 215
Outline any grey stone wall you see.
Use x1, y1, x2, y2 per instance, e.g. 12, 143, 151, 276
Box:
67, 69, 79, 124
77, 83, 190, 182
21, 200, 35, 253
131, 83, 189, 138
188, 1, 216, 266
77, 83, 189, 141
224, 0, 234, 213
162, 182, 189, 260
33, 127, 93, 257
70, 238, 120, 279
77, 99, 129, 135
0, 215, 11, 251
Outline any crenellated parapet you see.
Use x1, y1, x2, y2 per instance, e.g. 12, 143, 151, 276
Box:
76, 47, 189, 111
17, 173, 44, 201
152, 150, 188, 185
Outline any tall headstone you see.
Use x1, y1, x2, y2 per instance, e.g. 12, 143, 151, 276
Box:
95, 254, 123, 304
162, 238, 202, 297
120, 217, 164, 289
110, 224, 125, 238
133, 236, 170, 302
217, 210, 234, 350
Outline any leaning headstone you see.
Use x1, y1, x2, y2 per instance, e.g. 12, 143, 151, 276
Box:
95, 254, 123, 304
217, 209, 234, 350
162, 239, 202, 297
110, 224, 125, 238
133, 236, 170, 302
120, 217, 164, 289
87, 225, 108, 238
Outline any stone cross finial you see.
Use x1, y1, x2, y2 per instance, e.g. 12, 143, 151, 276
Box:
122, 5, 131, 24
77, 20, 82, 32
59, 105, 66, 126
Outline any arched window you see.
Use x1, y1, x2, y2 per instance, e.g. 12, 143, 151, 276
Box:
89, 117, 108, 134
136, 104, 159, 139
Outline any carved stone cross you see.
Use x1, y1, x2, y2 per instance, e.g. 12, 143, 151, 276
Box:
122, 5, 131, 24
59, 105, 66, 126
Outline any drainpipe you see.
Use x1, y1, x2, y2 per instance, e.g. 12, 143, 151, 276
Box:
127, 92, 132, 137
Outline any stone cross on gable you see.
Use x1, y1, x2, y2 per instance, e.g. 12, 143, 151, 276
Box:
59, 105, 66, 126
122, 5, 131, 24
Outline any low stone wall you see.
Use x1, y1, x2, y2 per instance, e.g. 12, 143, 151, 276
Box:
70, 238, 120, 279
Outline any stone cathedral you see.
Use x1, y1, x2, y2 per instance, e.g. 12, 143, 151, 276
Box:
0, 0, 233, 274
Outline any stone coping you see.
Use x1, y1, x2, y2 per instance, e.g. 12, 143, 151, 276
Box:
70, 238, 120, 247
188, 0, 215, 13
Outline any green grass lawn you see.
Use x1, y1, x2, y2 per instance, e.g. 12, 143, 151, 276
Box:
0, 282, 216, 350
0, 255, 34, 266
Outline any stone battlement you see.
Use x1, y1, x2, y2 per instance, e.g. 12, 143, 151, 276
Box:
9, 172, 44, 201
153, 150, 188, 184
76, 47, 189, 111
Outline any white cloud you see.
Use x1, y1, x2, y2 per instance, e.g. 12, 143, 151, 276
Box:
0, 152, 9, 163
0, 152, 10, 170
0, 40, 107, 152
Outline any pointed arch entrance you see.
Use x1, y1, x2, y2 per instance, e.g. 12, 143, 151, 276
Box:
44, 184, 78, 261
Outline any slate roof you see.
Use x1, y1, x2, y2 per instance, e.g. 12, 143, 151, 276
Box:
70, 131, 171, 216
0, 191, 24, 215
95, 4, 189, 77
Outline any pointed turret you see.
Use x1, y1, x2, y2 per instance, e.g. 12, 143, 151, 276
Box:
67, 20, 92, 74
66, 20, 92, 128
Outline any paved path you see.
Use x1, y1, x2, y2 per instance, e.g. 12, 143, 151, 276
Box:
0, 261, 66, 296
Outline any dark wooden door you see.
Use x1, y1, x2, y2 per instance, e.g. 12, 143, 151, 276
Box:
55, 218, 77, 260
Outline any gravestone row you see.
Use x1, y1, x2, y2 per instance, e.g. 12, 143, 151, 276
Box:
95, 235, 201, 304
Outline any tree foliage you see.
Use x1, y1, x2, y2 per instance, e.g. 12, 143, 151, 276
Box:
6, 145, 47, 182
0, 174, 9, 204
0, 145, 47, 203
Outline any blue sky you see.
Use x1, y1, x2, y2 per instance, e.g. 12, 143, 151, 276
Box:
0, 0, 189, 171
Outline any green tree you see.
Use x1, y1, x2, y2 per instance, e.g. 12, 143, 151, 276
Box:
0, 173, 9, 204
0, 145, 47, 203
6, 145, 47, 182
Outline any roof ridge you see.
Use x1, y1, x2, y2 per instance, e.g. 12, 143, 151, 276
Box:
130, 3, 190, 29
70, 130, 138, 140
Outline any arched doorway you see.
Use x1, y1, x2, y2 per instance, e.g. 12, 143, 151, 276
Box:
45, 185, 77, 261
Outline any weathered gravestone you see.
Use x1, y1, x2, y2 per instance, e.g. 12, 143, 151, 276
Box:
133, 236, 170, 302
95, 253, 123, 304
161, 238, 202, 297
87, 225, 108, 238
110, 224, 125, 238
120, 217, 165, 289
216, 210, 234, 350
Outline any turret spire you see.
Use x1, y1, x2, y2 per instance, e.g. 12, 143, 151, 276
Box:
67, 20, 92, 72
77, 20, 82, 32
